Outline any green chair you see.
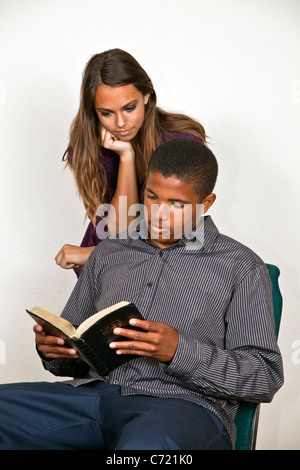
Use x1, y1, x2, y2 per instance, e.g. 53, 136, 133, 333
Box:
234, 264, 283, 450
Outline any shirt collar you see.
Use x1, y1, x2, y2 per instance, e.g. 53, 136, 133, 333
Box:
180, 215, 219, 251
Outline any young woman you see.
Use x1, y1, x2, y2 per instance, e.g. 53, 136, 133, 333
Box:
55, 48, 207, 276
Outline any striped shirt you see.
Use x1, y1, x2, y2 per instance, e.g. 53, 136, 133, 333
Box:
43, 216, 283, 444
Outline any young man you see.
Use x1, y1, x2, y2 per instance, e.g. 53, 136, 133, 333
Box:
0, 139, 283, 450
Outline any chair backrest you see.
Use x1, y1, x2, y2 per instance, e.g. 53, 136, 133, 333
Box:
265, 264, 283, 338
234, 263, 283, 450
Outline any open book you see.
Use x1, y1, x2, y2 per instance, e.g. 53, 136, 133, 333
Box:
27, 301, 144, 376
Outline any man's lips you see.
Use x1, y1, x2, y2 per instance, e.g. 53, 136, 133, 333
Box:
150, 224, 169, 234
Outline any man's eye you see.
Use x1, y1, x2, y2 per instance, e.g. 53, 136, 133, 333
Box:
171, 203, 184, 209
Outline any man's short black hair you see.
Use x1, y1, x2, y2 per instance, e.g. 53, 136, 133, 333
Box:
148, 138, 218, 199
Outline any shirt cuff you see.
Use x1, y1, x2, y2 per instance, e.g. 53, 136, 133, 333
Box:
161, 330, 205, 379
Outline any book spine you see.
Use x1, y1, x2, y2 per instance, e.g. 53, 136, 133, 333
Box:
74, 338, 110, 376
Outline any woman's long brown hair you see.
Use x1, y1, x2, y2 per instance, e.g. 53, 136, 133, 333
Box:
63, 49, 207, 225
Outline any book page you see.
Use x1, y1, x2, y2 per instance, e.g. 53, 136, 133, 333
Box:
76, 301, 130, 337
28, 306, 77, 338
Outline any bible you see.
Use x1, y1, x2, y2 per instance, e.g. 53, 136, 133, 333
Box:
26, 301, 144, 376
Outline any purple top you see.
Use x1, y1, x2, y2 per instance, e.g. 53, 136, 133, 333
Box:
74, 132, 202, 276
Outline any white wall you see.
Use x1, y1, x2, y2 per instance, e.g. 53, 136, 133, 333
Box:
0, 0, 299, 450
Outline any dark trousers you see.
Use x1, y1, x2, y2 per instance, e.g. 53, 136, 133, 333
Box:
0, 381, 232, 450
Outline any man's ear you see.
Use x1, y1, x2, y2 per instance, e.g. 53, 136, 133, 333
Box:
201, 193, 216, 214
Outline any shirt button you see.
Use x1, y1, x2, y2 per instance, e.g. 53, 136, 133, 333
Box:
147, 282, 153, 288
113, 380, 119, 385
159, 251, 164, 257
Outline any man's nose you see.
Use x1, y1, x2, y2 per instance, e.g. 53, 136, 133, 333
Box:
158, 203, 170, 221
